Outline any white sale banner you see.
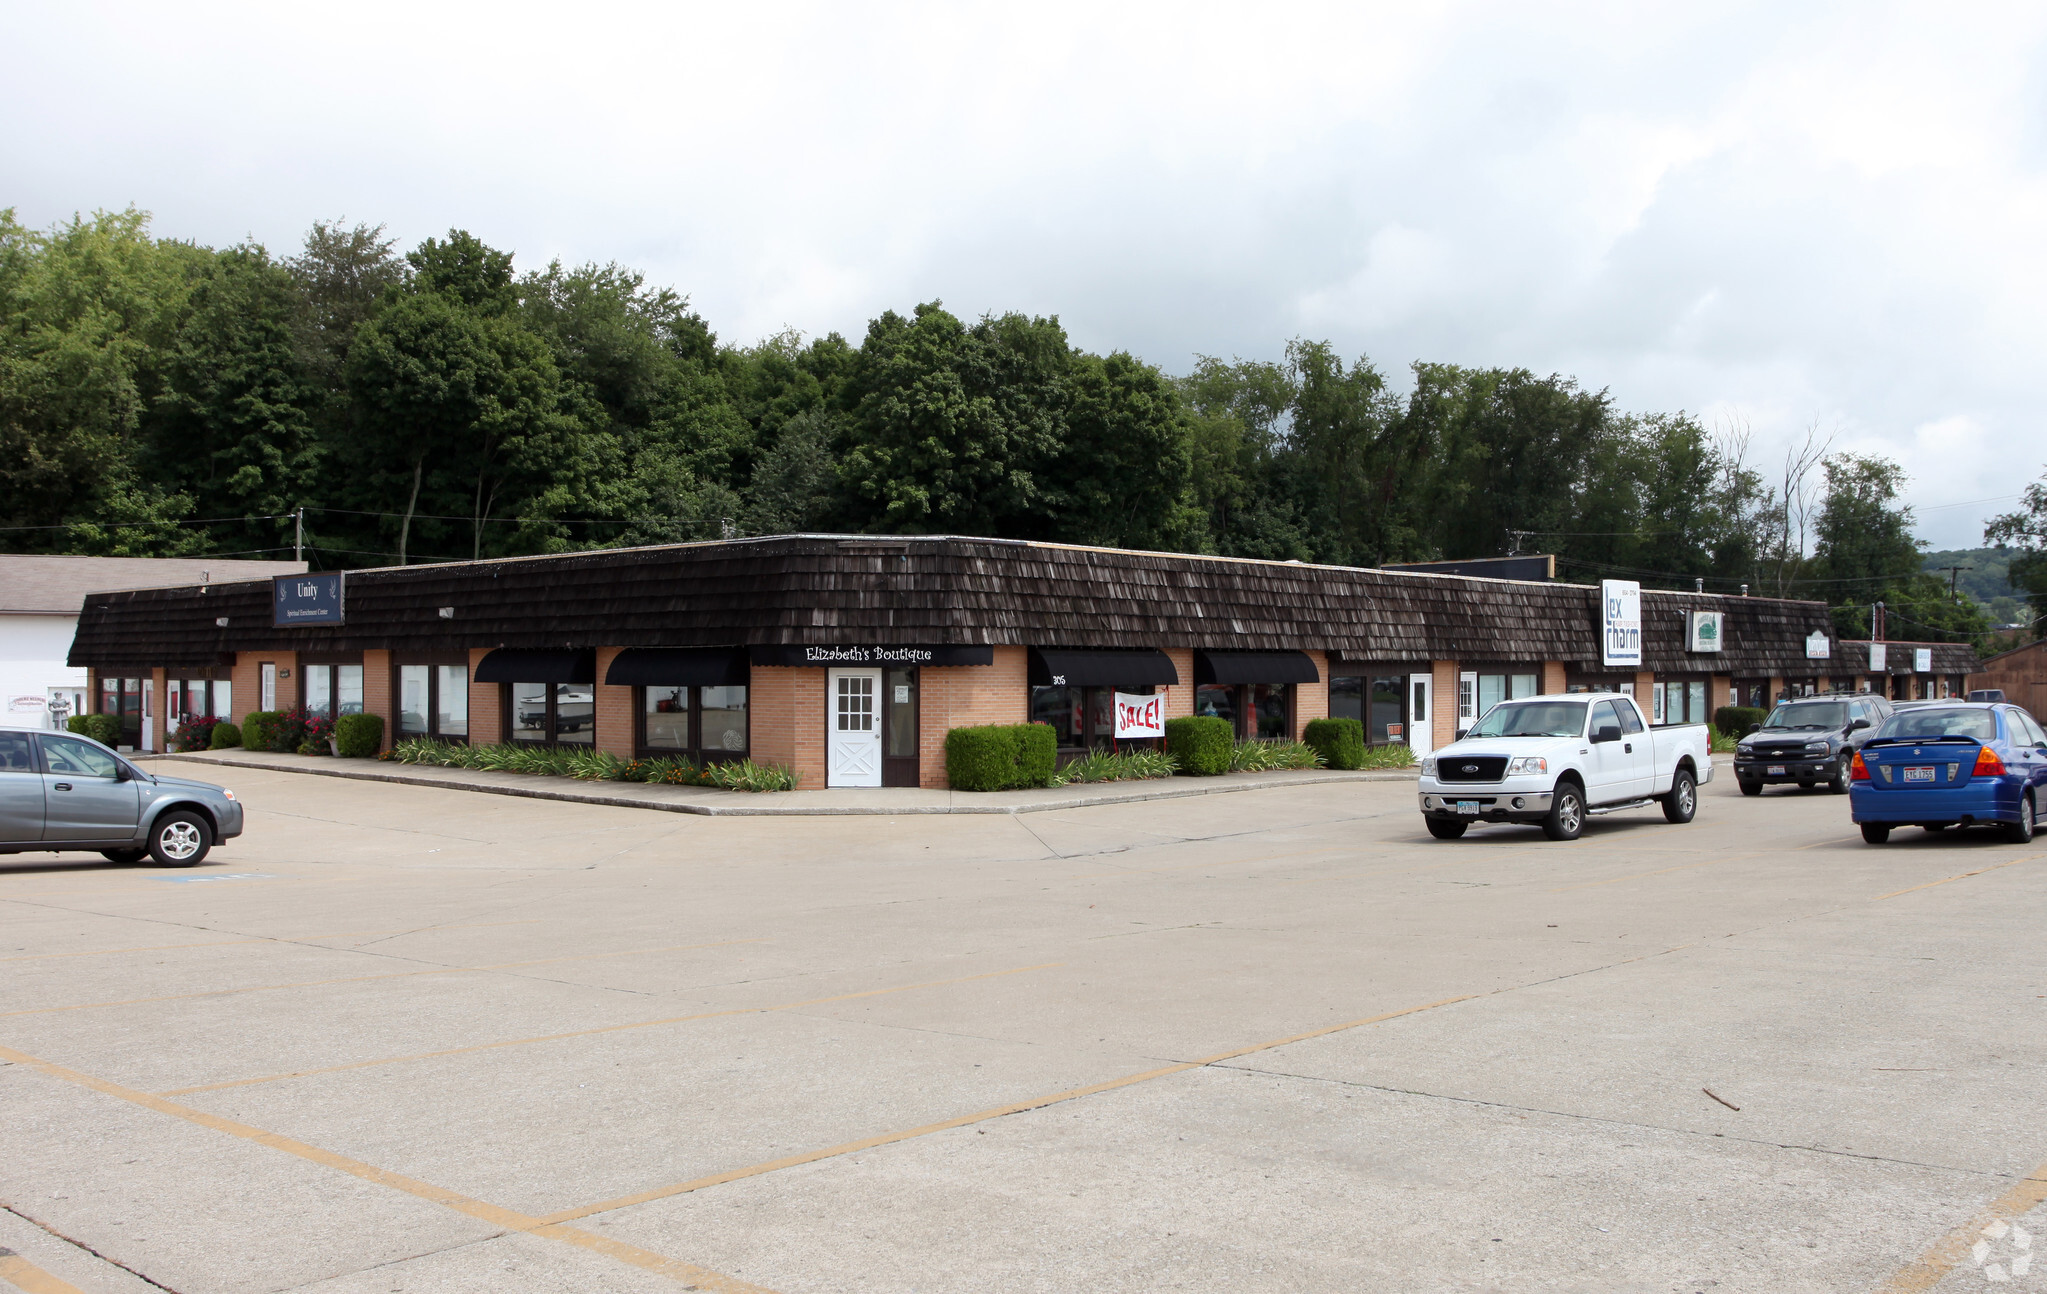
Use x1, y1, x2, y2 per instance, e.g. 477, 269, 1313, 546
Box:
1113, 692, 1165, 738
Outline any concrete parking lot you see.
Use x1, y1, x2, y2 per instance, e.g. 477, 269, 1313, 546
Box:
2, 766, 2043, 1293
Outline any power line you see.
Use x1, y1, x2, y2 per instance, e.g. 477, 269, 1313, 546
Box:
0, 513, 291, 533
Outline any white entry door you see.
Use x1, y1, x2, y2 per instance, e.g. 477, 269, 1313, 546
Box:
1407, 673, 1434, 761
828, 668, 883, 787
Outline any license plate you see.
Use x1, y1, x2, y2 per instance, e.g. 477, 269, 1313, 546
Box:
1767, 765, 1786, 776
1904, 766, 1935, 783
1456, 801, 1480, 815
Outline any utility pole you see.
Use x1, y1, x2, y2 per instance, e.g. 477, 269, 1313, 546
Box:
294, 507, 303, 563
1942, 565, 1964, 600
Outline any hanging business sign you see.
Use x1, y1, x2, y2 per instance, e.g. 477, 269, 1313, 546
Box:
1686, 610, 1724, 653
1915, 647, 1933, 673
1600, 580, 1642, 667
1805, 630, 1831, 660
272, 572, 344, 627
747, 644, 995, 668
1868, 642, 1886, 672
1113, 691, 1166, 738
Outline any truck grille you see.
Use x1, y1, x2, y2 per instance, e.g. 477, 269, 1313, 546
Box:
1437, 756, 1508, 782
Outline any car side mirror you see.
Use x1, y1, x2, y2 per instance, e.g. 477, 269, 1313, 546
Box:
1847, 718, 1869, 733
1747, 723, 1762, 734
1591, 723, 1622, 744
1454, 729, 1469, 742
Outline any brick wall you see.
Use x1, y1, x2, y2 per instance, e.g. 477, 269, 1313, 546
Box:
592, 647, 635, 758
230, 651, 297, 722
1162, 648, 1195, 720
147, 667, 166, 752
468, 648, 502, 744
750, 666, 828, 787
361, 650, 393, 752
916, 646, 1030, 788
1433, 662, 1458, 747
1542, 660, 1568, 695
1294, 650, 1330, 739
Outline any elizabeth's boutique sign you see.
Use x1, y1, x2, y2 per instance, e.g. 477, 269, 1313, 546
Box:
748, 644, 995, 668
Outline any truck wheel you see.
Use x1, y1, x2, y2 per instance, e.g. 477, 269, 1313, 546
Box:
2005, 792, 2038, 845
1425, 818, 1467, 840
1661, 768, 1697, 823
148, 811, 212, 868
1827, 753, 1851, 794
1542, 782, 1585, 841
1860, 822, 1891, 845
1737, 779, 1761, 797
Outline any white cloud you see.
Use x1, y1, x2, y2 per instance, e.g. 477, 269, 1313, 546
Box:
4, 0, 2042, 547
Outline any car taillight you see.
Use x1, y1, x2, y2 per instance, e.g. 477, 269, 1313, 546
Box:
1851, 752, 1870, 781
1973, 747, 2006, 777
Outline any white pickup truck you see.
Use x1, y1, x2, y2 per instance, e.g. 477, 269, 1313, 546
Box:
1416, 693, 1712, 840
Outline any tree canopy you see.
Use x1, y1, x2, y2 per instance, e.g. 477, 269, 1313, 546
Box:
1, 205, 2010, 647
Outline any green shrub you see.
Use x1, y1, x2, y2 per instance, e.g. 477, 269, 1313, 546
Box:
1358, 743, 1417, 769
1302, 717, 1365, 770
1054, 747, 1178, 784
334, 713, 384, 758
1165, 716, 1233, 776
703, 758, 801, 792
209, 720, 243, 749
944, 723, 1057, 791
1714, 705, 1767, 738
1230, 738, 1325, 772
241, 710, 282, 752
67, 713, 122, 747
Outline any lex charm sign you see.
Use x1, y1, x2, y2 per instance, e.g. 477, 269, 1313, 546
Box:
1113, 691, 1166, 738
273, 572, 344, 627
1601, 580, 1642, 667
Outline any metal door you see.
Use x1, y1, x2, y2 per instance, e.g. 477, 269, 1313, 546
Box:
38, 733, 139, 842
1407, 674, 1434, 760
827, 669, 883, 788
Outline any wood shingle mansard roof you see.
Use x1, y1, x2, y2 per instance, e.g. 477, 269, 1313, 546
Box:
68, 534, 1874, 677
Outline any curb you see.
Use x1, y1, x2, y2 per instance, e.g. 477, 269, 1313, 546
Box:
139, 752, 1419, 816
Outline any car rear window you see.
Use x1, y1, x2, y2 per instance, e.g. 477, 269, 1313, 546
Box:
1876, 708, 1997, 743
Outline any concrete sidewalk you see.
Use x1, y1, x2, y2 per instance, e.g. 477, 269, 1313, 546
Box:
137, 746, 1418, 815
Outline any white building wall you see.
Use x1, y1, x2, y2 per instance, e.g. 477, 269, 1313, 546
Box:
1, 613, 88, 730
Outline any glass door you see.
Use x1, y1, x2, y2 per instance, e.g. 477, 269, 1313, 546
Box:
882, 667, 919, 787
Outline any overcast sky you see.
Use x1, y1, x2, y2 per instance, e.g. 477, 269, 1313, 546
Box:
6, 1, 2042, 549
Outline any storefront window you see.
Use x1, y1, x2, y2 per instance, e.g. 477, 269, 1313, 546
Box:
1368, 677, 1403, 744
1329, 676, 1364, 723
553, 684, 594, 745
305, 664, 332, 718
212, 680, 232, 719
1249, 684, 1289, 740
1194, 685, 1235, 727
884, 668, 916, 759
511, 682, 549, 741
1030, 684, 1159, 750
437, 666, 468, 736
303, 663, 364, 719
634, 685, 749, 759
1030, 685, 1081, 744
398, 663, 468, 739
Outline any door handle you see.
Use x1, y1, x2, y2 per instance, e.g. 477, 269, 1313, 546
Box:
54, 782, 73, 791
1623, 743, 1633, 753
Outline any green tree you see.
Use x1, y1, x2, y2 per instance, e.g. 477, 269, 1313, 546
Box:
1049, 351, 1192, 549
1986, 468, 2047, 638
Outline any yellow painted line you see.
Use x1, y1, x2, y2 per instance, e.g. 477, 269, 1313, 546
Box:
0, 1044, 772, 1293
2, 939, 764, 1019
1873, 855, 2034, 901
535, 991, 1477, 1226
0, 1250, 88, 1294
0, 920, 543, 964
159, 962, 1062, 1095
1874, 1164, 2047, 1293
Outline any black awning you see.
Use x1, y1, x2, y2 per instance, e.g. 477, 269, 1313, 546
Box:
605, 647, 750, 687
473, 648, 595, 684
1193, 649, 1320, 685
1027, 648, 1179, 688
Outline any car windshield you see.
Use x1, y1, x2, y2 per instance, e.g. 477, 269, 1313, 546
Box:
1761, 702, 1847, 731
1876, 708, 1997, 743
1466, 701, 1587, 738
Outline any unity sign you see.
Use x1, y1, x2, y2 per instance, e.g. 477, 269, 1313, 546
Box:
1113, 691, 1166, 739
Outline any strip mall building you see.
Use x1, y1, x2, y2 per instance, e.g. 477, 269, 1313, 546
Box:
67, 535, 1983, 787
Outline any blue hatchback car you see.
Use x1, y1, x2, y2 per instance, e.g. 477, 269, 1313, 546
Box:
1850, 702, 2047, 844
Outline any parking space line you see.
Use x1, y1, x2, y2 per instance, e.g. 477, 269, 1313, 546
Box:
0, 920, 544, 964
1875, 1162, 2047, 1292
1873, 855, 2034, 901
1, 939, 764, 1019
158, 962, 1063, 1095
533, 992, 1477, 1226
0, 1044, 772, 1293
0, 1249, 88, 1294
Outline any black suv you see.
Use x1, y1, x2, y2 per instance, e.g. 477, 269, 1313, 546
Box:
1734, 695, 1894, 795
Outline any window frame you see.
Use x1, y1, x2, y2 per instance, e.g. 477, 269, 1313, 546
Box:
394, 656, 471, 743
631, 684, 750, 762
503, 682, 598, 747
